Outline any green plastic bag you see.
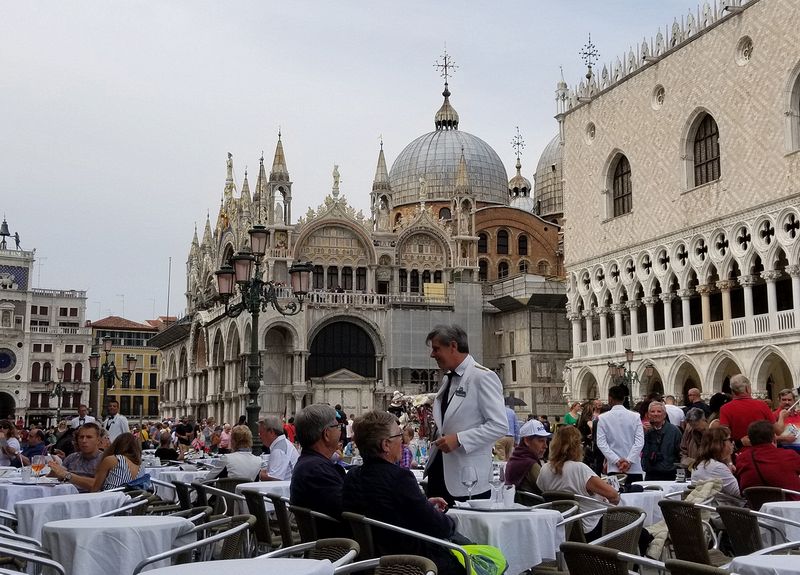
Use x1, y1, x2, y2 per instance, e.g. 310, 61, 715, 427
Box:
451, 544, 508, 575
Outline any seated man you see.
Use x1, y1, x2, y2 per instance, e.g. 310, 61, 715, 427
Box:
505, 419, 551, 494
20, 428, 49, 465
49, 422, 104, 492
736, 419, 800, 498
154, 432, 180, 462
290, 404, 348, 537
258, 416, 299, 480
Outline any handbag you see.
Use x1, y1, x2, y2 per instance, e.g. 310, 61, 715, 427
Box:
126, 473, 152, 491
451, 544, 507, 575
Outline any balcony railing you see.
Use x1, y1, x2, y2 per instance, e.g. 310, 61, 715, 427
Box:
30, 326, 91, 335
576, 309, 799, 359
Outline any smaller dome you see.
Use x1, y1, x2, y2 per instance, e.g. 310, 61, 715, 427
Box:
534, 134, 563, 219
508, 158, 531, 197
510, 195, 536, 213
435, 83, 459, 130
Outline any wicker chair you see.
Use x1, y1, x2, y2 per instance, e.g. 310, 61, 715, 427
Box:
240, 489, 279, 552
262, 537, 359, 567
516, 490, 545, 506
167, 505, 213, 524
560, 541, 664, 575
658, 499, 729, 566
172, 481, 194, 510
334, 555, 438, 575
0, 545, 66, 575
265, 493, 301, 547
288, 503, 342, 543
665, 559, 730, 575
742, 487, 800, 511
543, 491, 576, 502
340, 512, 471, 575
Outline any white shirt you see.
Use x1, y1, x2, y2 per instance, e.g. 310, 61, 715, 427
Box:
537, 460, 608, 532
103, 414, 130, 441
221, 450, 263, 481
70, 415, 97, 429
691, 459, 741, 498
267, 434, 300, 480
665, 405, 685, 428
596, 404, 645, 474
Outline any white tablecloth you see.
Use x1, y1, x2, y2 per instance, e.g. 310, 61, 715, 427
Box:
449, 508, 564, 575
42, 515, 194, 575
632, 480, 687, 494
0, 481, 78, 511
145, 466, 182, 481
235, 480, 292, 511
761, 501, 800, 541
620, 491, 665, 526
15, 491, 129, 540
729, 554, 800, 575
154, 470, 209, 501
145, 557, 333, 575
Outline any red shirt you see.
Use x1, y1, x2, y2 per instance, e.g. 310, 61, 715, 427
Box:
736, 443, 800, 496
283, 423, 296, 444
719, 396, 775, 441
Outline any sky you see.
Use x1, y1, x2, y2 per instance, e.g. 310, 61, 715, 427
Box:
2, 0, 690, 323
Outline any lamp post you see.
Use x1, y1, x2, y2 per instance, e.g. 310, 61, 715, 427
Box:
89, 336, 137, 418
215, 224, 313, 454
47, 368, 78, 425
607, 348, 654, 409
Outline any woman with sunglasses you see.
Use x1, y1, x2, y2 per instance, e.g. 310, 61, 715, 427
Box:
690, 426, 741, 499
0, 421, 21, 466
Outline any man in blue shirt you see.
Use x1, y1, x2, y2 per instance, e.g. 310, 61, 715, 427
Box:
495, 404, 520, 460
21, 428, 49, 464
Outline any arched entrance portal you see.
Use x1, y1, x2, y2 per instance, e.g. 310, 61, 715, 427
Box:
262, 326, 295, 416
0, 392, 15, 421
753, 350, 793, 403
308, 322, 377, 415
675, 360, 703, 406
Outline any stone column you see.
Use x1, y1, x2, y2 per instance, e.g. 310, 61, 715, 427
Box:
787, 265, 800, 327
643, 296, 658, 345
322, 266, 328, 290
568, 312, 582, 353
739, 275, 757, 334
626, 300, 640, 339
761, 270, 781, 326
678, 288, 693, 341
660, 293, 675, 345
695, 284, 712, 340
598, 307, 609, 344
582, 309, 594, 344
611, 303, 625, 342
716, 280, 734, 338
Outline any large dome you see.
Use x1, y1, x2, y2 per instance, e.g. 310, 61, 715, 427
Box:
389, 129, 509, 207
533, 134, 563, 219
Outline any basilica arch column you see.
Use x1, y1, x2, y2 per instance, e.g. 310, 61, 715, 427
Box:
598, 307, 609, 344
761, 270, 781, 327
643, 296, 657, 346
716, 280, 734, 338
626, 300, 640, 341
678, 288, 692, 342
582, 310, 593, 345
568, 312, 581, 353
739, 275, 756, 334
661, 293, 675, 345
787, 265, 800, 326
611, 303, 624, 346
696, 284, 712, 340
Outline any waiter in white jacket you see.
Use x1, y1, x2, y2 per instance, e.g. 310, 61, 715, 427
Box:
424, 324, 508, 506
596, 384, 645, 486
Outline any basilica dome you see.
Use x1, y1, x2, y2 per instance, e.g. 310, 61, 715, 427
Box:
533, 134, 563, 220
388, 85, 509, 208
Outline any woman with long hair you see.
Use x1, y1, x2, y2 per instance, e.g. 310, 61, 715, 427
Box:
690, 426, 741, 499
680, 408, 707, 468
537, 425, 620, 538
0, 421, 21, 466
91, 432, 148, 491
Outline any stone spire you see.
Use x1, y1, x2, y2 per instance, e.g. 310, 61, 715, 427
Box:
270, 132, 290, 182
372, 140, 391, 192
454, 147, 471, 194
254, 155, 266, 204
192, 223, 199, 247
434, 48, 459, 130
241, 169, 252, 204
202, 213, 212, 248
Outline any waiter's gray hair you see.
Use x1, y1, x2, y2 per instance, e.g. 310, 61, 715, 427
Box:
426, 324, 469, 353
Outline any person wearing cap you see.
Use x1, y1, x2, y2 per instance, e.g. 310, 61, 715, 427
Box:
505, 419, 551, 494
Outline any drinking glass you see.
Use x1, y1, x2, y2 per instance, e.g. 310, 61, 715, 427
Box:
460, 465, 478, 501
489, 462, 503, 503
31, 455, 46, 483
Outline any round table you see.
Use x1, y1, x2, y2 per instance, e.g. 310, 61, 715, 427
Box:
449, 507, 564, 575
729, 554, 800, 575
145, 465, 182, 481
155, 470, 209, 501
235, 480, 291, 511
760, 501, 800, 541
632, 480, 688, 494
42, 515, 194, 575
145, 557, 334, 575
15, 491, 129, 540
619, 490, 666, 526
0, 481, 78, 511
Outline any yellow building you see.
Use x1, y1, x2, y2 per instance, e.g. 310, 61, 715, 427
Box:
89, 316, 164, 422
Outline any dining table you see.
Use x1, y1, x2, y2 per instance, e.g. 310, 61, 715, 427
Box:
144, 557, 334, 575
728, 554, 800, 575
42, 515, 194, 575
631, 480, 688, 494
760, 501, 800, 542
154, 469, 209, 501
15, 490, 129, 540
619, 490, 667, 526
449, 506, 564, 575
0, 479, 78, 512
235, 480, 292, 511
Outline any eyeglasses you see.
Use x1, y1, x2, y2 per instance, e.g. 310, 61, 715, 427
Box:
326, 423, 340, 429
384, 433, 403, 441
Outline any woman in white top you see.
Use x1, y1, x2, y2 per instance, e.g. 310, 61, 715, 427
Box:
537, 425, 620, 537
0, 421, 22, 467
690, 426, 742, 500
208, 425, 263, 481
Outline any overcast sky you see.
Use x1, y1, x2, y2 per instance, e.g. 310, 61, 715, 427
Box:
2, 0, 690, 323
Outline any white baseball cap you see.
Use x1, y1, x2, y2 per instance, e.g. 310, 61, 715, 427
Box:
519, 419, 552, 438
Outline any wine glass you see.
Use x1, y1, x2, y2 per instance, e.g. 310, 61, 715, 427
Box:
460, 465, 478, 501
31, 455, 46, 483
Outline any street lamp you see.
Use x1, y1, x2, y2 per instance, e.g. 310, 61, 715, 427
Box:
89, 336, 137, 417
46, 368, 78, 425
215, 225, 313, 453
608, 348, 654, 409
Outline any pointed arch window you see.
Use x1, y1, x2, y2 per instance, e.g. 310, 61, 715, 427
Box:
694, 114, 720, 186
438, 207, 451, 220
612, 155, 632, 217
518, 234, 528, 256
478, 233, 488, 254
497, 230, 509, 254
